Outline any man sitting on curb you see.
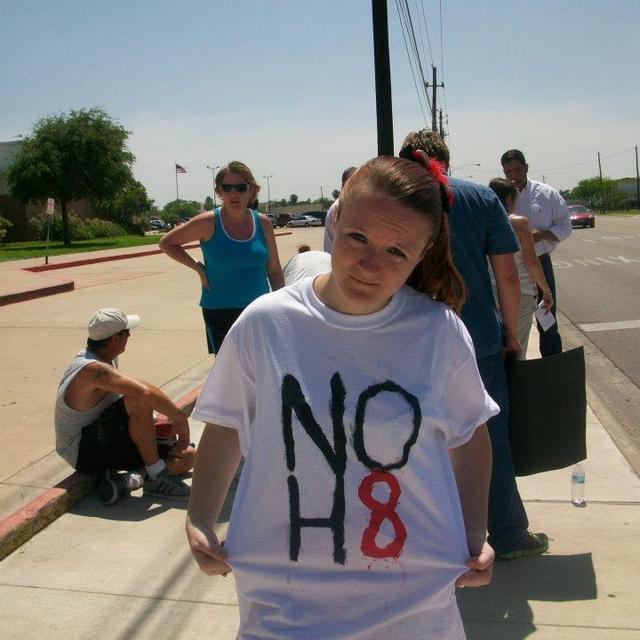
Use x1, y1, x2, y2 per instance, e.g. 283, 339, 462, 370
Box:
55, 308, 196, 504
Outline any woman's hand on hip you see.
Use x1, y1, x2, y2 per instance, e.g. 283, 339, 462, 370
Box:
195, 261, 211, 290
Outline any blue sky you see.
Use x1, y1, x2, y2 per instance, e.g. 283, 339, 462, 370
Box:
2, 0, 639, 207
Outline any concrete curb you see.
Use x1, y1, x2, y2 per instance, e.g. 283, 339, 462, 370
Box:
0, 279, 75, 306
0, 231, 292, 306
0, 384, 203, 561
23, 242, 199, 273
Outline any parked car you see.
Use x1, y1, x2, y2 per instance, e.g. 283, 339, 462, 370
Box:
266, 214, 278, 227
303, 210, 327, 226
287, 215, 324, 228
274, 213, 292, 227
149, 218, 167, 230
568, 205, 595, 229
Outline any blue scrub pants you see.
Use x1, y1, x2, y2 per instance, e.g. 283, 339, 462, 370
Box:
477, 352, 529, 554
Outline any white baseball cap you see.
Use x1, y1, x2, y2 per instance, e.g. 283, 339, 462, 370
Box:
88, 308, 141, 340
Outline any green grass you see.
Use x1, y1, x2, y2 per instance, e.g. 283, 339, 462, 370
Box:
0, 234, 162, 262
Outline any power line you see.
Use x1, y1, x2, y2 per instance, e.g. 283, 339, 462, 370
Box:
534, 148, 635, 174
413, 0, 432, 76
395, 0, 431, 120
415, 0, 434, 66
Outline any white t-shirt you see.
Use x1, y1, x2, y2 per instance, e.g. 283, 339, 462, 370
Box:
193, 279, 498, 640
514, 179, 572, 255
283, 250, 331, 286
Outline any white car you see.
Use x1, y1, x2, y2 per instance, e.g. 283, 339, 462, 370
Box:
287, 215, 323, 228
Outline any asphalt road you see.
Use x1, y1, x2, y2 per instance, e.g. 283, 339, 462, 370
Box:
551, 213, 640, 468
554, 214, 640, 384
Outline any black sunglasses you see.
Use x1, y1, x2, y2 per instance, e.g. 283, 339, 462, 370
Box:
220, 183, 249, 193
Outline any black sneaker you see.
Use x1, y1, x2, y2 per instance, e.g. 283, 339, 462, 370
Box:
96, 470, 127, 505
496, 532, 549, 561
143, 468, 190, 502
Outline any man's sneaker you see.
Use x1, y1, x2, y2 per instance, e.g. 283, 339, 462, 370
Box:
496, 532, 549, 561
122, 471, 144, 491
143, 468, 190, 502
96, 470, 127, 506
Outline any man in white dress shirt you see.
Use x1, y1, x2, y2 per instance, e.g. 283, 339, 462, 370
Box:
501, 149, 572, 357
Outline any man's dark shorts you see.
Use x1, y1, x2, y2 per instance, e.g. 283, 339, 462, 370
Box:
75, 397, 174, 472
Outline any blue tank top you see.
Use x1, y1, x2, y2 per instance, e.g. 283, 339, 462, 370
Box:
199, 209, 270, 309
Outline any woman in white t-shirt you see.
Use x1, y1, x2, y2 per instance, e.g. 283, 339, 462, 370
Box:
187, 151, 497, 640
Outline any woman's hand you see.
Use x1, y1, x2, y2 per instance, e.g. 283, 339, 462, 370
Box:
455, 541, 495, 588
186, 514, 231, 576
195, 261, 211, 291
540, 289, 553, 313
502, 334, 522, 360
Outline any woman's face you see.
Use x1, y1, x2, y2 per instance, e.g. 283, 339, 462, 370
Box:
217, 172, 256, 212
319, 186, 434, 315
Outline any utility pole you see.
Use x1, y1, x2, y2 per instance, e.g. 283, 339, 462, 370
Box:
598, 152, 605, 215
635, 145, 640, 211
425, 66, 444, 132
263, 174, 273, 215
371, 0, 394, 155
320, 185, 324, 210
438, 109, 444, 138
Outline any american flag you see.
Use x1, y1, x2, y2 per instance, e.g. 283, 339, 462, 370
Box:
175, 164, 187, 174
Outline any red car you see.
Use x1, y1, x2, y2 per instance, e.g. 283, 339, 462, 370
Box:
568, 205, 595, 229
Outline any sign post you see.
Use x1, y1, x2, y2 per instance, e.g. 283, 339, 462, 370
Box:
45, 198, 54, 265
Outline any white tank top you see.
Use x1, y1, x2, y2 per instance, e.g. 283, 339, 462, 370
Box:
54, 349, 121, 466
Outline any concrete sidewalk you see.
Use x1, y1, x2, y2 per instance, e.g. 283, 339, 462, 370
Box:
1, 361, 639, 639
1, 232, 639, 638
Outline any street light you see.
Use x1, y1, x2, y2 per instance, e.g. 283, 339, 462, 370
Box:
263, 173, 273, 215
207, 165, 220, 208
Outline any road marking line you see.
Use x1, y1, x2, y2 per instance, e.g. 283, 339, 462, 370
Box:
580, 320, 640, 332
582, 239, 596, 243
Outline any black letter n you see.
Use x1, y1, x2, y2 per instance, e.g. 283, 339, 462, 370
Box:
281, 373, 346, 564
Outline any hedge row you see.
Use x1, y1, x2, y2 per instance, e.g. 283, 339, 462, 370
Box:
27, 214, 128, 241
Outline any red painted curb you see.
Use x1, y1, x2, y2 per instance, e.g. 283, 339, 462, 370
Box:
0, 280, 74, 307
3, 230, 293, 306
24, 243, 200, 273
0, 383, 203, 561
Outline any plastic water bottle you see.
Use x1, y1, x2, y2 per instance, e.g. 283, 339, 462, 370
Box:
571, 463, 586, 506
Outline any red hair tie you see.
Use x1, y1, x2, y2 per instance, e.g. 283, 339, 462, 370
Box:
414, 152, 454, 210
399, 144, 454, 212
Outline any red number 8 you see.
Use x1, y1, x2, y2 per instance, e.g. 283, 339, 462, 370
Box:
358, 469, 407, 559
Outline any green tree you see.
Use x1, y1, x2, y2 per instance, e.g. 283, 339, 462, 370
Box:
332, 189, 340, 200
162, 199, 201, 225
94, 178, 154, 231
203, 195, 214, 211
289, 193, 298, 205
571, 177, 625, 210
280, 198, 287, 207
7, 107, 134, 246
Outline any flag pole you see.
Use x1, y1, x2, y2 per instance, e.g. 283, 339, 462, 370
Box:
175, 162, 179, 200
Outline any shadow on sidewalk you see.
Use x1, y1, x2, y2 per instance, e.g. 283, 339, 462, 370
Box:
71, 492, 187, 521
458, 553, 597, 639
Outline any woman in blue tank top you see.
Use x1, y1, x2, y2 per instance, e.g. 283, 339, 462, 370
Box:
160, 161, 284, 353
